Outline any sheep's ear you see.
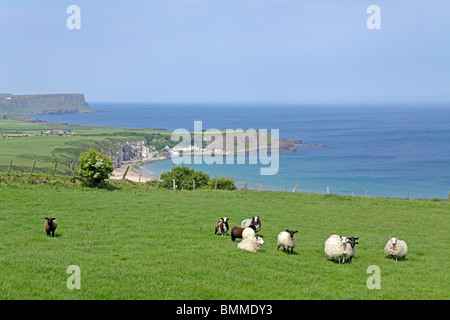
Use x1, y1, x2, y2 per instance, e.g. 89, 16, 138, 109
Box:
45, 217, 48, 220
286, 229, 290, 232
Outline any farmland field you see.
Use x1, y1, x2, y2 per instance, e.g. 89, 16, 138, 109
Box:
0, 178, 448, 300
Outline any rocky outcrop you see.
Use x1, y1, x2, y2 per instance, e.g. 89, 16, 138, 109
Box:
105, 140, 169, 168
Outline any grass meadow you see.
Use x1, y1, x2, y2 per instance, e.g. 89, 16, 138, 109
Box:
0, 178, 448, 300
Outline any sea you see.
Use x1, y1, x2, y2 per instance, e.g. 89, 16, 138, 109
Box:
36, 103, 450, 199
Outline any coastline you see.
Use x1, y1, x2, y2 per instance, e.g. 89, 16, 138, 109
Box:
110, 155, 169, 182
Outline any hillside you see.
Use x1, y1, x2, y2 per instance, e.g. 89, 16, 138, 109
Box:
0, 93, 92, 115
0, 179, 448, 299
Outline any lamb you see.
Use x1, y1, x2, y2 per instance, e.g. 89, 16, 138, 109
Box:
384, 237, 408, 261
241, 216, 261, 232
214, 217, 229, 236
237, 236, 265, 252
230, 225, 256, 242
44, 217, 58, 237
324, 234, 350, 264
277, 230, 298, 254
344, 237, 359, 262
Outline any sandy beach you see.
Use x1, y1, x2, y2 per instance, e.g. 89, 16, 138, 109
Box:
110, 162, 160, 183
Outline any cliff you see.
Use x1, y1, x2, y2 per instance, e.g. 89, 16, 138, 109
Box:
0, 93, 92, 115
103, 140, 169, 168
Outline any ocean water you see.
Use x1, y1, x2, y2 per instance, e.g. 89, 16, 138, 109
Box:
37, 103, 450, 199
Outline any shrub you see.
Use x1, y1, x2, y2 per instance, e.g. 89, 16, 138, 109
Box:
208, 176, 237, 190
78, 149, 114, 184
159, 165, 210, 190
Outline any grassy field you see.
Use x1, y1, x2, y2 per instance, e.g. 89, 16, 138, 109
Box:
0, 119, 173, 174
0, 177, 448, 300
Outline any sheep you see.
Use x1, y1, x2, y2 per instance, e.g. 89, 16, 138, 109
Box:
324, 234, 350, 264
237, 236, 265, 252
242, 226, 256, 239
277, 230, 298, 254
214, 217, 229, 236
384, 237, 408, 261
241, 216, 261, 232
230, 225, 256, 242
44, 217, 58, 237
344, 237, 359, 262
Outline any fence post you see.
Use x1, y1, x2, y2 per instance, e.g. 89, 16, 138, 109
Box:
215, 179, 217, 190
30, 160, 36, 176
327, 186, 330, 194
122, 166, 130, 180
7, 160, 13, 176
173, 179, 176, 191
138, 170, 142, 183
293, 184, 298, 193
407, 189, 410, 199
366, 190, 368, 198
52, 163, 57, 176
244, 181, 247, 191
193, 179, 195, 190
448, 191, 449, 200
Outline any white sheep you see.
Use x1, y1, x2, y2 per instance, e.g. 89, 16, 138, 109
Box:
324, 235, 350, 264
242, 227, 256, 239
277, 230, 298, 254
384, 237, 408, 261
241, 216, 261, 232
237, 236, 265, 252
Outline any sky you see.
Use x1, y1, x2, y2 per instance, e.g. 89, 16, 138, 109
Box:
0, 0, 449, 105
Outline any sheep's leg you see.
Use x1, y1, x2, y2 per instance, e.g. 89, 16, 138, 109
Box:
52, 231, 55, 237
277, 245, 280, 251
291, 248, 294, 254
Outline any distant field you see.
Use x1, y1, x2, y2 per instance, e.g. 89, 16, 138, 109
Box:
0, 119, 172, 174
0, 178, 448, 300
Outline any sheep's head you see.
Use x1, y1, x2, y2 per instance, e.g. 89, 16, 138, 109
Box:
347, 237, 359, 248
222, 217, 229, 224
252, 216, 260, 224
45, 217, 55, 225
286, 230, 298, 238
340, 236, 349, 249
390, 237, 398, 248
256, 236, 265, 246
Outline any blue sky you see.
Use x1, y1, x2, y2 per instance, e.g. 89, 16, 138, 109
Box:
0, 0, 449, 104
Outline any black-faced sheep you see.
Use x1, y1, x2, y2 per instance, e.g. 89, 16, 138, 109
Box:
277, 230, 298, 254
214, 217, 229, 236
44, 217, 57, 237
345, 237, 359, 262
231, 225, 256, 242
241, 216, 261, 232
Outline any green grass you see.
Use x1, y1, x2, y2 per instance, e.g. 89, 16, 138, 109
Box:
0, 119, 172, 174
0, 179, 448, 300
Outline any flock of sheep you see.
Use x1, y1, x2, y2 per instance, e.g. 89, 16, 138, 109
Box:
214, 216, 408, 262
44, 215, 408, 262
